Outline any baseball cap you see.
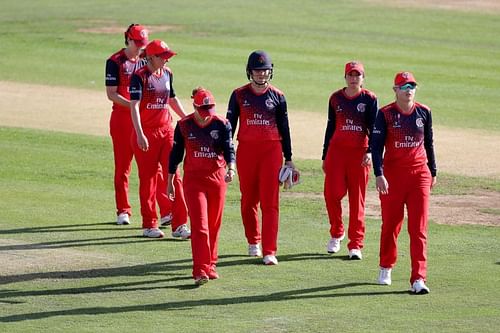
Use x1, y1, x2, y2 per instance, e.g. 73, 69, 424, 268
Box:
345, 61, 364, 76
394, 71, 417, 86
145, 40, 177, 60
192, 88, 216, 107
127, 25, 149, 47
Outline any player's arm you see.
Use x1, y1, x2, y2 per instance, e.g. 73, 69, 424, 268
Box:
322, 97, 336, 160
167, 124, 186, 198
221, 120, 236, 183
371, 110, 388, 194
275, 94, 293, 163
167, 74, 187, 118
105, 59, 130, 108
226, 91, 240, 139
423, 108, 437, 188
129, 74, 148, 151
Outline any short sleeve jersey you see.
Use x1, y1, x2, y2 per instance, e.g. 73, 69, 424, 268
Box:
371, 102, 436, 177
129, 66, 175, 129
322, 88, 378, 159
169, 114, 235, 175
105, 49, 147, 112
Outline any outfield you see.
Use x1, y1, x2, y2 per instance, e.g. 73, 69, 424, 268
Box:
1, 1, 499, 332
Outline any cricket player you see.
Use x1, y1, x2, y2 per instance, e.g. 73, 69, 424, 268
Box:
371, 71, 437, 294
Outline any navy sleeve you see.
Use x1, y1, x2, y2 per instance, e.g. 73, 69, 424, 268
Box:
371, 110, 387, 177
424, 110, 437, 177
322, 98, 336, 160
105, 59, 119, 86
221, 121, 236, 165
168, 124, 185, 174
169, 72, 175, 98
275, 94, 293, 161
129, 74, 143, 101
226, 91, 240, 139
365, 97, 378, 154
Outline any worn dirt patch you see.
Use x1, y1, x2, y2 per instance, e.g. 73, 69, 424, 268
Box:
78, 23, 182, 34
365, 0, 500, 13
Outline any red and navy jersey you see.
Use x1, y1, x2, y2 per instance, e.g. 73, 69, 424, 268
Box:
371, 102, 437, 177
226, 83, 292, 161
169, 114, 236, 175
129, 66, 176, 129
105, 49, 147, 112
322, 88, 378, 159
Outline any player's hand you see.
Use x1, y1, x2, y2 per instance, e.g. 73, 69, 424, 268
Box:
225, 169, 235, 183
361, 153, 372, 167
137, 133, 149, 151
376, 175, 389, 195
431, 176, 437, 190
167, 178, 175, 199
322, 160, 327, 174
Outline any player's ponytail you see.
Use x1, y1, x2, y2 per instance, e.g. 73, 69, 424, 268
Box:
124, 23, 139, 46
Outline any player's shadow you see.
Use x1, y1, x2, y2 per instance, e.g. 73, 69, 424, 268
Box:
0, 222, 130, 235
0, 282, 409, 322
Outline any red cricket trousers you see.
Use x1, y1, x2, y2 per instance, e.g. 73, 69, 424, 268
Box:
379, 164, 432, 283
132, 127, 188, 229
236, 141, 283, 256
110, 110, 134, 216
324, 146, 369, 250
184, 168, 227, 278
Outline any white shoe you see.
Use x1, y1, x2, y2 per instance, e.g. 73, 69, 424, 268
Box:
143, 228, 164, 238
172, 224, 191, 239
263, 255, 278, 265
378, 267, 392, 285
160, 213, 173, 226
348, 249, 362, 260
326, 233, 345, 253
248, 243, 262, 257
411, 279, 430, 294
116, 213, 130, 225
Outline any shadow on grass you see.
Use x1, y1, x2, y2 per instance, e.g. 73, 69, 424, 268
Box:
0, 221, 131, 234
0, 282, 410, 322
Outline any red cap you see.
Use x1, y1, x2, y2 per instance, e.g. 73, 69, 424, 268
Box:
345, 61, 364, 76
127, 25, 149, 47
192, 88, 216, 107
145, 40, 177, 60
394, 71, 417, 86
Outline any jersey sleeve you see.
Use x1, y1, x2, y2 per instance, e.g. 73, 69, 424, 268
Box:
221, 120, 236, 165
129, 73, 143, 101
105, 58, 119, 87
226, 91, 240, 139
424, 109, 437, 177
168, 124, 185, 174
365, 96, 379, 154
169, 72, 176, 98
371, 110, 387, 177
275, 94, 292, 161
322, 97, 336, 160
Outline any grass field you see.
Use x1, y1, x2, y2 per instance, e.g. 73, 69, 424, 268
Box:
1, 0, 500, 332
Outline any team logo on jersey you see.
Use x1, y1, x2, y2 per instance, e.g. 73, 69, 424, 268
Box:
243, 100, 250, 107
416, 118, 424, 128
336, 105, 343, 113
357, 103, 366, 113
265, 98, 275, 110
188, 132, 196, 140
392, 113, 401, 128
210, 130, 220, 140
147, 82, 155, 91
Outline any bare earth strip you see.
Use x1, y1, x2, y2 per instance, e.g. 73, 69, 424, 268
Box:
0, 81, 499, 228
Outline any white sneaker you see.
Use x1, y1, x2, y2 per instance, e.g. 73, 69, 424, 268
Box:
248, 243, 262, 257
160, 213, 173, 226
348, 249, 362, 260
116, 213, 130, 225
143, 228, 164, 238
411, 279, 430, 294
172, 224, 191, 239
378, 267, 392, 285
263, 255, 278, 265
326, 233, 345, 253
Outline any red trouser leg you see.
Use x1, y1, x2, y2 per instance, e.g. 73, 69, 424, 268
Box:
346, 148, 369, 250
237, 141, 282, 256
185, 168, 226, 278
324, 147, 348, 239
110, 111, 134, 216
156, 166, 173, 218
158, 133, 188, 230
379, 168, 406, 269
407, 166, 431, 284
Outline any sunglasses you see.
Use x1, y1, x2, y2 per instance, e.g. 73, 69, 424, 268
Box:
398, 83, 417, 91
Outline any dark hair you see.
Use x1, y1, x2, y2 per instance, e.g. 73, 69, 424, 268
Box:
191, 86, 205, 99
124, 23, 139, 46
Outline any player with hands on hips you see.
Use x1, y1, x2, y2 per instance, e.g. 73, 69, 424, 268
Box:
371, 71, 437, 294
167, 87, 236, 286
226, 50, 297, 265
129, 39, 190, 239
322, 61, 378, 260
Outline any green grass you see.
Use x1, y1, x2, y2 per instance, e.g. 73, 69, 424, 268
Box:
1, 0, 500, 131
1, 127, 499, 333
